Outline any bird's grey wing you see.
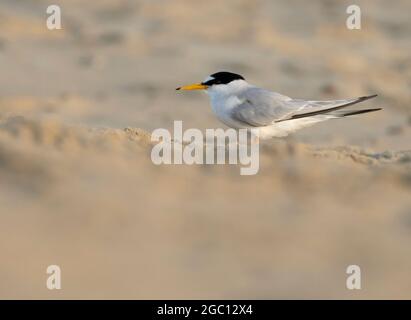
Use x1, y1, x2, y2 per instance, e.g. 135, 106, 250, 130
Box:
232, 88, 377, 126
276, 94, 378, 122
231, 88, 299, 127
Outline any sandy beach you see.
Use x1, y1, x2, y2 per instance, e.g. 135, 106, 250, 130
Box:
0, 0, 411, 299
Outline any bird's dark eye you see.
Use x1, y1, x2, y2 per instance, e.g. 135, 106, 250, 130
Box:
202, 79, 222, 86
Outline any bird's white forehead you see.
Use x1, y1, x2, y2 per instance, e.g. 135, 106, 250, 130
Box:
203, 75, 214, 83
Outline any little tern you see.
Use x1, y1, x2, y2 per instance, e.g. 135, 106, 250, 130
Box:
176, 71, 380, 139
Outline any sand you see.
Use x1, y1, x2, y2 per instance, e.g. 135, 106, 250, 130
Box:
0, 0, 410, 299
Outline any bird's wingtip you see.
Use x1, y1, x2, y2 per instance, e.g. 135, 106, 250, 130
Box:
360, 94, 378, 100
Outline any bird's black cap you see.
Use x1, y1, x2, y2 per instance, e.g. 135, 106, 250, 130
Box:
202, 71, 245, 86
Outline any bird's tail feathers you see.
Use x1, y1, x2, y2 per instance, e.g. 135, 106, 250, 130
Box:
276, 94, 379, 122
329, 108, 382, 118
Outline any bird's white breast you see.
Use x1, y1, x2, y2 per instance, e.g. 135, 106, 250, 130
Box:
206, 80, 250, 128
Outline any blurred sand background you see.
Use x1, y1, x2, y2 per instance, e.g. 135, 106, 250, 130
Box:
0, 0, 411, 299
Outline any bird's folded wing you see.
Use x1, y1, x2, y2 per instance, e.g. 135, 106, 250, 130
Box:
276, 95, 377, 122
231, 88, 296, 127
232, 88, 377, 126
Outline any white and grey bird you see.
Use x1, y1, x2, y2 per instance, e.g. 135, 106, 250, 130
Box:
176, 71, 380, 139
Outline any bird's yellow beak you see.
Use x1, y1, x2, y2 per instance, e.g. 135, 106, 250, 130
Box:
176, 83, 208, 91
